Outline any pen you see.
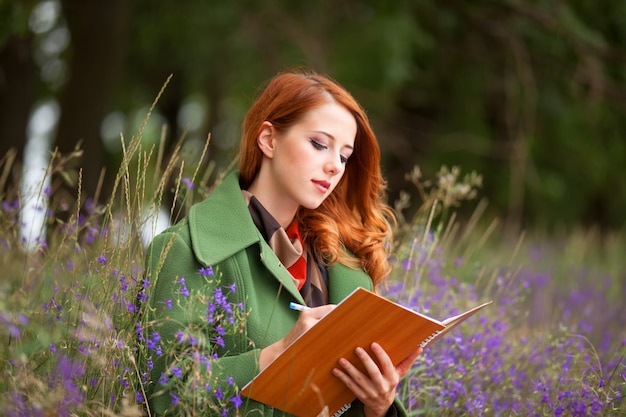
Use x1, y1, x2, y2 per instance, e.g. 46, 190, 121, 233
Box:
289, 302, 311, 312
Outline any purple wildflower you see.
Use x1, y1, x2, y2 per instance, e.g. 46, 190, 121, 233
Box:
231, 395, 242, 410
137, 289, 149, 303
214, 335, 225, 348
199, 266, 214, 277
170, 367, 183, 379
8, 324, 20, 338
183, 177, 194, 190
178, 277, 189, 297
119, 275, 128, 292
214, 387, 224, 401
135, 322, 144, 341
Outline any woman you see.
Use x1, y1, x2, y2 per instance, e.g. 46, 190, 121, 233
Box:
143, 69, 421, 416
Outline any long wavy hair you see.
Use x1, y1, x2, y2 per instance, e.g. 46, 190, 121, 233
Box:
238, 69, 395, 287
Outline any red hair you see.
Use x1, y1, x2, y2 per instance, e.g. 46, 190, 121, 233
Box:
238, 69, 395, 287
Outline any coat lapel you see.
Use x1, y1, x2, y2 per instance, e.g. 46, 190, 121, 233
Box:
257, 242, 306, 303
187, 170, 304, 302
188, 171, 258, 265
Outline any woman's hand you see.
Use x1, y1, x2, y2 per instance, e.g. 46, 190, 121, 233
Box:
332, 343, 422, 417
259, 304, 336, 370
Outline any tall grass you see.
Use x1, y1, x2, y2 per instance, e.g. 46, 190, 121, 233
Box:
387, 174, 625, 416
0, 93, 624, 415
0, 81, 213, 416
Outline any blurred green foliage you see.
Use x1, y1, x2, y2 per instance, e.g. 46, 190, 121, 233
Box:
0, 0, 625, 231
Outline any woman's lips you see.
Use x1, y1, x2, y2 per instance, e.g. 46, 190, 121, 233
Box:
312, 180, 330, 192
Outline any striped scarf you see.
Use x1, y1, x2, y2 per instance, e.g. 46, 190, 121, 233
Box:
243, 191, 328, 306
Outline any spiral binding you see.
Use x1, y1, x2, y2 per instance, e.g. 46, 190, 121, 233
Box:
331, 403, 352, 417
419, 329, 443, 348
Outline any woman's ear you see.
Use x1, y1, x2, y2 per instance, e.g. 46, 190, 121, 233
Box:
257, 121, 275, 158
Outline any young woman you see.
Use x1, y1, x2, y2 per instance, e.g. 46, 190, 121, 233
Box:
143, 69, 421, 416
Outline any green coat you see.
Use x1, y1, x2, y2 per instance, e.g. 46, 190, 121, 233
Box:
144, 171, 407, 416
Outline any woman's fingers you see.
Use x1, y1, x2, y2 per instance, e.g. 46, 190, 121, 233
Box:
328, 333, 424, 417
332, 343, 401, 416
332, 355, 368, 397
369, 342, 396, 378
260, 304, 336, 370
300, 304, 335, 320
283, 304, 336, 347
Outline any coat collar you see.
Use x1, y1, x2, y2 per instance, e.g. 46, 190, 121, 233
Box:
188, 170, 260, 266
187, 170, 373, 304
187, 170, 304, 301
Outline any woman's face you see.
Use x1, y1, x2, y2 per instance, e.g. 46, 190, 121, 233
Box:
252, 101, 357, 226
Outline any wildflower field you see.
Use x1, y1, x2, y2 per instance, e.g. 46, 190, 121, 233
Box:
1, 113, 624, 416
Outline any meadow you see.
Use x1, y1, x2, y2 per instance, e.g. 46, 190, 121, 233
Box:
1, 102, 624, 416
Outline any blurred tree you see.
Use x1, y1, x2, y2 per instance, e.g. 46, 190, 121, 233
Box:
0, 0, 624, 230
381, 0, 626, 232
54, 0, 132, 203
0, 1, 38, 197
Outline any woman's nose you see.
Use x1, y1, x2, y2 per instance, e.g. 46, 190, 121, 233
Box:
324, 154, 342, 175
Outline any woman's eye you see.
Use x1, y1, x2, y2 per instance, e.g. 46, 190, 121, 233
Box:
340, 155, 349, 164
310, 138, 327, 150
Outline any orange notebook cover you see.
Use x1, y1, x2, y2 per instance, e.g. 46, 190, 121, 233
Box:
241, 287, 491, 417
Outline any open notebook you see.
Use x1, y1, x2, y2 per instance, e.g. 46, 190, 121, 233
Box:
241, 287, 492, 417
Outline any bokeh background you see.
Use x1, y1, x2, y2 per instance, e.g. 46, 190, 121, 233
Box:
2, 2, 626, 415
1, 0, 625, 233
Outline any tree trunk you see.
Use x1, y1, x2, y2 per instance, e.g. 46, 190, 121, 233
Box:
55, 0, 132, 205
0, 34, 36, 196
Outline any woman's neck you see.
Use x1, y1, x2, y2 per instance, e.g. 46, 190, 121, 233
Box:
246, 181, 297, 229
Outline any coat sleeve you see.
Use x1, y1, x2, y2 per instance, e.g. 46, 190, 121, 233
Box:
141, 230, 270, 416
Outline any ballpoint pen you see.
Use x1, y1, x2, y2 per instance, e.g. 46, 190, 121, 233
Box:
289, 302, 311, 312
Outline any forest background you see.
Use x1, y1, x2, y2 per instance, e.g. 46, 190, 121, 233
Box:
1, 1, 626, 415
2, 0, 625, 234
